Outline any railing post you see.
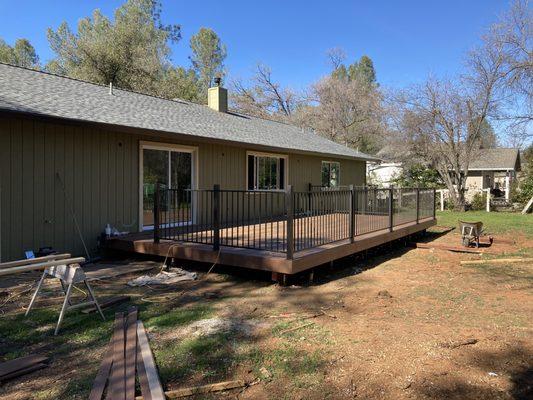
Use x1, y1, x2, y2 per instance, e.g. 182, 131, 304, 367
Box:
153, 183, 160, 243
349, 184, 355, 242
307, 182, 312, 212
388, 185, 394, 232
286, 185, 294, 260
213, 184, 220, 251
433, 188, 437, 219
416, 186, 420, 224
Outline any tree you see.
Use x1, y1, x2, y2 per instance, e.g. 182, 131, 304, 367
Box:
349, 55, 376, 86
478, 0, 532, 142
476, 119, 498, 149
393, 74, 502, 210
46, 0, 180, 94
0, 38, 39, 68
331, 54, 377, 86
515, 145, 533, 204
231, 64, 298, 120
294, 53, 383, 153
189, 27, 226, 92
392, 164, 443, 188
158, 66, 201, 102
296, 74, 383, 153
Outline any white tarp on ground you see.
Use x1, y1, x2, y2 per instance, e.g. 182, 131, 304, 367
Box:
127, 268, 197, 286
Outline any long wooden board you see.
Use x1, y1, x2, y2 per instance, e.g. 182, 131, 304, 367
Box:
136, 344, 153, 400
0, 355, 48, 377
137, 321, 165, 400
460, 258, 533, 266
0, 253, 71, 269
0, 363, 47, 382
125, 308, 138, 400
108, 312, 126, 400
82, 296, 131, 314
88, 340, 114, 400
164, 380, 246, 398
0, 257, 85, 277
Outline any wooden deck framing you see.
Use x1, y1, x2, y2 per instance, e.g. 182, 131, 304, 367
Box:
107, 216, 436, 275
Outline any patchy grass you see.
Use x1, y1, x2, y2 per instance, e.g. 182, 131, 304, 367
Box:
437, 210, 533, 236
144, 303, 213, 331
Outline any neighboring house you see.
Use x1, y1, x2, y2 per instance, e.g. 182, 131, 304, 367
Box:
367, 161, 402, 187
465, 148, 521, 200
0, 63, 377, 261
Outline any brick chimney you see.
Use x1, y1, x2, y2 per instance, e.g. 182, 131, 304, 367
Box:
207, 77, 228, 113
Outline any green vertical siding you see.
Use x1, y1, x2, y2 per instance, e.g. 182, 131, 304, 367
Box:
0, 114, 367, 261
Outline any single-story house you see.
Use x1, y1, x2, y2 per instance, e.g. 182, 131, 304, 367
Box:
0, 62, 379, 262
465, 148, 521, 200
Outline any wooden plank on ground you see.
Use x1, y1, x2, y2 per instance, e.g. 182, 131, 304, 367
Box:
0, 363, 47, 382
0, 355, 48, 377
136, 343, 153, 400
165, 380, 246, 399
410, 242, 489, 254
137, 321, 165, 400
108, 312, 126, 400
125, 307, 138, 400
460, 258, 533, 266
82, 296, 131, 314
88, 340, 114, 400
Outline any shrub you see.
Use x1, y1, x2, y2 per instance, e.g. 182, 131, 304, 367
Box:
470, 192, 487, 211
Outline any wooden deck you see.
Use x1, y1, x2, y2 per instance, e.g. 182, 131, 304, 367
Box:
107, 216, 436, 275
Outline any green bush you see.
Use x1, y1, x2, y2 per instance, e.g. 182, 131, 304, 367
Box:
470, 192, 487, 211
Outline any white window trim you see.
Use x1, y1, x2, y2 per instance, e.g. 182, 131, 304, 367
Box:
321, 160, 341, 187
246, 151, 289, 191
139, 141, 199, 231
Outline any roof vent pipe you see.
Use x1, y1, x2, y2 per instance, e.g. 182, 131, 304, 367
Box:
109, 82, 113, 95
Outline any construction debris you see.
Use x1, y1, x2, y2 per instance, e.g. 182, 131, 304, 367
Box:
89, 308, 165, 400
0, 355, 49, 382
136, 380, 246, 399
460, 258, 533, 266
127, 268, 197, 287
441, 338, 478, 349
279, 322, 315, 335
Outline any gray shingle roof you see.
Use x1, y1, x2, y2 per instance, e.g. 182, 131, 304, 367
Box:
469, 148, 520, 171
0, 63, 376, 161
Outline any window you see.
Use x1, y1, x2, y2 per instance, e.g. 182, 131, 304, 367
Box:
247, 153, 286, 190
321, 161, 340, 187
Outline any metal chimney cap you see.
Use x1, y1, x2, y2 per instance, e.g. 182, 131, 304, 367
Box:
214, 77, 222, 87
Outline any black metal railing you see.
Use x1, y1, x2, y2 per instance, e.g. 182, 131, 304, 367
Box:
153, 184, 436, 259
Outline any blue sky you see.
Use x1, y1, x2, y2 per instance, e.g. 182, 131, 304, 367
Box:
0, 0, 509, 90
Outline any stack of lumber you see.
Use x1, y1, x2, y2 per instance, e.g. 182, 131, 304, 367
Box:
0, 355, 49, 382
89, 307, 165, 400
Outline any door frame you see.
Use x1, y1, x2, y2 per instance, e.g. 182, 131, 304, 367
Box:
138, 140, 199, 231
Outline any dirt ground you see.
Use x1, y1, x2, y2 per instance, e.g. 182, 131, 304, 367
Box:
0, 227, 531, 400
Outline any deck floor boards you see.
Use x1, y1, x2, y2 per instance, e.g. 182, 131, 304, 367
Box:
107, 215, 436, 274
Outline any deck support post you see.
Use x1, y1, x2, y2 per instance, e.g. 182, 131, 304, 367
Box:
388, 186, 394, 232
286, 185, 294, 260
416, 186, 420, 224
349, 185, 355, 243
153, 183, 160, 243
213, 184, 220, 251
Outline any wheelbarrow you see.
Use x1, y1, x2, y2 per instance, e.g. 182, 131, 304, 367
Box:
459, 221, 486, 248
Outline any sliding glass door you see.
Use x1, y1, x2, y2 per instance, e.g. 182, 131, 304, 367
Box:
141, 143, 194, 229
